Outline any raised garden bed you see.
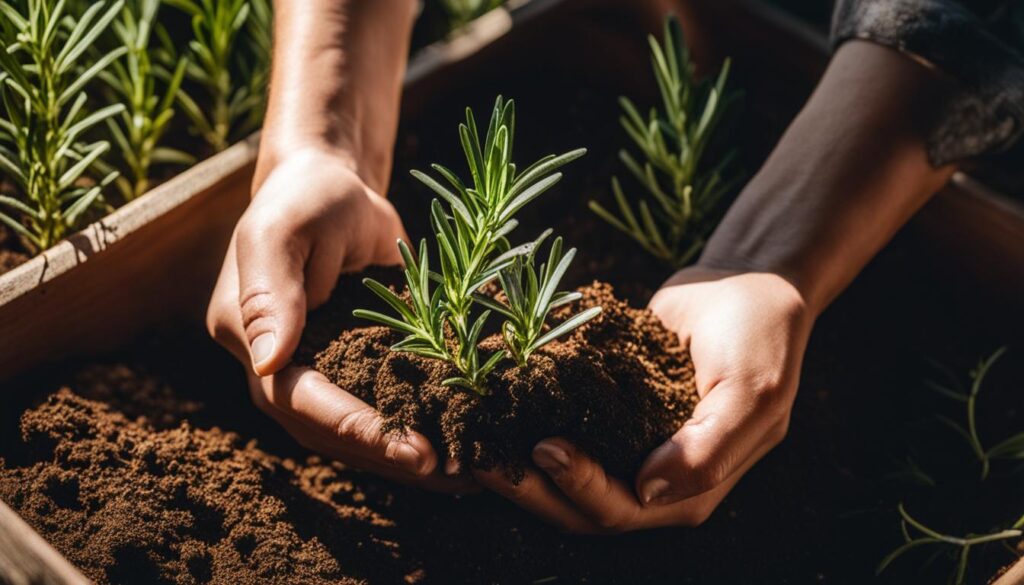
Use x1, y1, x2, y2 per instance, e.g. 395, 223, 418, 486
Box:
1, 0, 1022, 583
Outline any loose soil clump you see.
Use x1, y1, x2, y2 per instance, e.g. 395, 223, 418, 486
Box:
300, 269, 699, 481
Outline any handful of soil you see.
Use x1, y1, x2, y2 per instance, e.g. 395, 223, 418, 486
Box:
300, 269, 699, 480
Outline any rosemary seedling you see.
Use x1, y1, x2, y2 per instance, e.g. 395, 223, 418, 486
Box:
475, 231, 601, 367
0, 0, 126, 252
356, 96, 597, 395
354, 239, 450, 362
589, 15, 738, 268
98, 0, 192, 201
928, 347, 1024, 479
164, 0, 267, 151
877, 503, 1023, 585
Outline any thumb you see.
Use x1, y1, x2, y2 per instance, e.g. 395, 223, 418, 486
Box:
635, 381, 786, 506
235, 221, 309, 377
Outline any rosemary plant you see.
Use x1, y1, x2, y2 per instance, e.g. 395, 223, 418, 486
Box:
928, 347, 1024, 479
0, 0, 125, 252
356, 96, 598, 395
164, 0, 267, 152
877, 503, 1023, 585
98, 0, 192, 201
354, 239, 450, 362
589, 15, 738, 268
475, 231, 601, 367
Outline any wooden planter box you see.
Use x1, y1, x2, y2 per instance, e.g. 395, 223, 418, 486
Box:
1, 0, 1021, 582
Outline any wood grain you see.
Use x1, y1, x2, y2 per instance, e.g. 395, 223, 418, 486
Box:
0, 500, 91, 585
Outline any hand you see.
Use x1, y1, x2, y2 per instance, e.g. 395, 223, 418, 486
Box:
207, 148, 473, 493
475, 266, 812, 531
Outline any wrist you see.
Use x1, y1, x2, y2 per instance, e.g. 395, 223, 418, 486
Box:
254, 137, 365, 194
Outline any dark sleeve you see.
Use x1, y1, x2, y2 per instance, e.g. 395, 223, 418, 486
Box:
831, 0, 1024, 166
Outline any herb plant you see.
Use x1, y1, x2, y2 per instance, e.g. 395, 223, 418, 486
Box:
164, 0, 268, 152
475, 231, 601, 367
0, 0, 126, 252
356, 96, 600, 395
98, 0, 192, 201
589, 15, 738, 268
928, 347, 1024, 479
877, 503, 1023, 585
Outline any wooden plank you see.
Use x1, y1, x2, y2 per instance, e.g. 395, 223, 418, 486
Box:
0, 500, 91, 585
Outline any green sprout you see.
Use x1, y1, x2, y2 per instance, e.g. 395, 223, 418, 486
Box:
928, 347, 1024, 480
589, 15, 739, 268
354, 238, 451, 363
877, 503, 1023, 585
475, 231, 601, 367
439, 0, 503, 32
355, 96, 599, 395
164, 0, 268, 152
0, 0, 126, 252
97, 0, 193, 201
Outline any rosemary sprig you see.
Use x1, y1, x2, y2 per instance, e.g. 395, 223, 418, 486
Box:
589, 15, 739, 268
929, 347, 1024, 479
0, 0, 125, 252
476, 230, 601, 367
98, 0, 193, 201
356, 96, 597, 395
877, 503, 1022, 585
163, 0, 266, 151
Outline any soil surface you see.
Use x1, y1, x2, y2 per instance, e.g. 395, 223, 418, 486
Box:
300, 273, 698, 481
0, 366, 420, 585
0, 225, 30, 276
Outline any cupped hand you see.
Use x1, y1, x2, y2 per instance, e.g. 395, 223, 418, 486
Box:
475, 266, 813, 531
207, 148, 473, 493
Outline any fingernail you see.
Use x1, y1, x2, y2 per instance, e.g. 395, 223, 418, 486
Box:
444, 458, 461, 476
533, 443, 570, 476
640, 477, 671, 504
392, 442, 426, 475
250, 332, 275, 368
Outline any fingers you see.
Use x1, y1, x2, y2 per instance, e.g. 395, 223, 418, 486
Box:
234, 211, 310, 376
635, 379, 789, 506
473, 467, 603, 534
531, 439, 642, 532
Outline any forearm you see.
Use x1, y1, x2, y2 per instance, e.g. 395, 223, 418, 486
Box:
256, 0, 416, 193
699, 41, 957, 315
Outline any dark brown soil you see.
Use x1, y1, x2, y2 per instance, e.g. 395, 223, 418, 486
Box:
301, 274, 698, 481
0, 224, 30, 276
0, 366, 421, 585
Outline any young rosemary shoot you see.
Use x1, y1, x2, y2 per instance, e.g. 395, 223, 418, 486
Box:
439, 0, 503, 32
0, 0, 126, 252
877, 503, 1023, 585
928, 347, 1024, 480
589, 15, 738, 268
98, 0, 192, 201
163, 0, 266, 151
353, 238, 450, 362
475, 230, 602, 367
356, 96, 595, 395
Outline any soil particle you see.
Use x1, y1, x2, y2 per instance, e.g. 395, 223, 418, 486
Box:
303, 271, 699, 481
0, 371, 424, 585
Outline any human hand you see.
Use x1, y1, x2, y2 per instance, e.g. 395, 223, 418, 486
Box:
207, 148, 473, 493
475, 266, 812, 531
